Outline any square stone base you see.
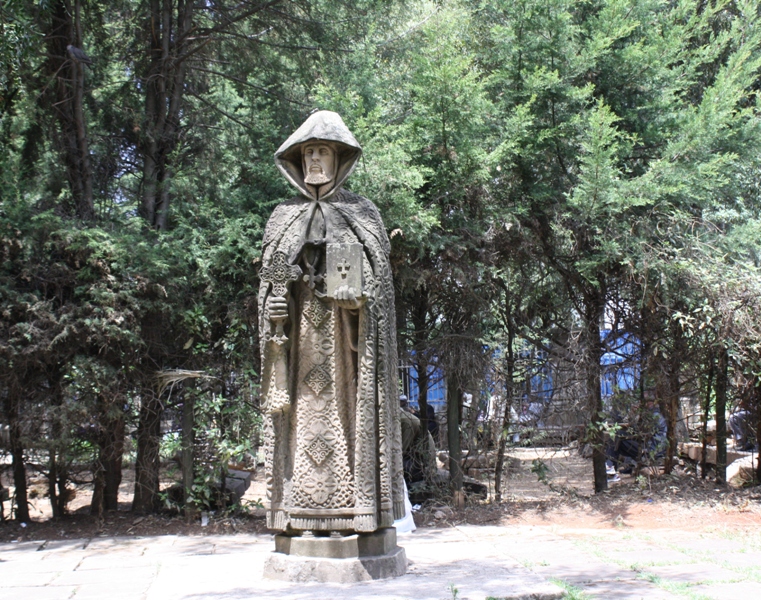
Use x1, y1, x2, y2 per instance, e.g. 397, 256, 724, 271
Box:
263, 528, 407, 582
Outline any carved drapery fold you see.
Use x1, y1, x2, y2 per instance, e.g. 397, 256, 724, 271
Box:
259, 190, 404, 533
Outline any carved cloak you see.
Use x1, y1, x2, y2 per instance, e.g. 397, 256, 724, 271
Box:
259, 112, 405, 533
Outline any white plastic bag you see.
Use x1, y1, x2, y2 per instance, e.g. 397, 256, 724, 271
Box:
393, 480, 416, 534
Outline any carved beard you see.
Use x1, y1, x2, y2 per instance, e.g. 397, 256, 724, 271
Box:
304, 168, 333, 186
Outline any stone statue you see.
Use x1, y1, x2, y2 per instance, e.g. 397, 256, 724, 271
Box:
259, 111, 405, 537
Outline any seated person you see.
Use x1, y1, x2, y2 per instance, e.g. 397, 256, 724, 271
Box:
399, 401, 437, 486
606, 398, 667, 476
728, 400, 756, 451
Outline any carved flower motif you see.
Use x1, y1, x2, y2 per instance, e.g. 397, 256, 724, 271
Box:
302, 466, 338, 505
303, 296, 330, 329
304, 364, 331, 396
311, 336, 333, 357
303, 420, 336, 448
305, 433, 333, 466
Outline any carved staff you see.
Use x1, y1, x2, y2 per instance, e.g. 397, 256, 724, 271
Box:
260, 251, 301, 414
260, 251, 302, 345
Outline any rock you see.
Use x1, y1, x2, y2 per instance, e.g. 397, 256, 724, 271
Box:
225, 469, 253, 503
431, 505, 454, 519
727, 455, 759, 487
678, 442, 750, 466
704, 419, 716, 445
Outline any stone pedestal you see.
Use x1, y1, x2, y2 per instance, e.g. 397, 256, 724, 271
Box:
263, 527, 407, 583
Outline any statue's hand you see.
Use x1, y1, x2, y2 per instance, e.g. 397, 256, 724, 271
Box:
334, 285, 365, 310
266, 296, 289, 322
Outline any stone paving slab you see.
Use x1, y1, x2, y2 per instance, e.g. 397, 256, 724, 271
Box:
42, 539, 90, 552
4, 554, 84, 574
692, 581, 761, 600
76, 554, 157, 570
0, 540, 45, 554
2, 568, 61, 587
645, 563, 739, 584
53, 565, 158, 586
2, 525, 761, 599
719, 551, 761, 569
62, 579, 154, 598
1, 585, 79, 600
85, 536, 146, 550
143, 548, 561, 600
0, 529, 564, 600
603, 548, 691, 567
533, 562, 640, 586
579, 579, 681, 599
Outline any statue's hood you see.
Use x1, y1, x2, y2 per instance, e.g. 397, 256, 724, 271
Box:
274, 111, 362, 201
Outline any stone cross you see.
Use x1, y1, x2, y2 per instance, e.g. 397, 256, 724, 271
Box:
260, 251, 302, 344
337, 258, 350, 280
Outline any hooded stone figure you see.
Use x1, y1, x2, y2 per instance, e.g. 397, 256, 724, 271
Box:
259, 111, 405, 535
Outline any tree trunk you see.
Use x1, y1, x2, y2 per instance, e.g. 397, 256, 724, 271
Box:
412, 286, 429, 434
45, 0, 94, 221
585, 298, 607, 494
4, 390, 29, 523
133, 391, 163, 513
11, 445, 28, 522
91, 396, 125, 515
48, 449, 62, 519
700, 352, 715, 479
494, 314, 515, 503
49, 369, 67, 518
56, 466, 68, 517
91, 460, 105, 518
663, 320, 683, 474
140, 0, 193, 229
714, 346, 729, 483
755, 380, 761, 484
72, 0, 93, 219
447, 375, 463, 506
182, 394, 196, 521
103, 412, 125, 512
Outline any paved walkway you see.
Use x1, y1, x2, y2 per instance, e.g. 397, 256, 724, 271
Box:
1, 524, 760, 599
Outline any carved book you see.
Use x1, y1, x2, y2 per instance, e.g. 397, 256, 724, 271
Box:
326, 242, 363, 298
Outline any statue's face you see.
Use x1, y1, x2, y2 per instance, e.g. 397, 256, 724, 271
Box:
302, 142, 336, 186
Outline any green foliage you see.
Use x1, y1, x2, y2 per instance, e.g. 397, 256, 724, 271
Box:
549, 578, 593, 600
2, 0, 761, 516
531, 458, 549, 483
194, 388, 260, 487
448, 583, 460, 600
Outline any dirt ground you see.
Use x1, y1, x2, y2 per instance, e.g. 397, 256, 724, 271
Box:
2, 446, 760, 544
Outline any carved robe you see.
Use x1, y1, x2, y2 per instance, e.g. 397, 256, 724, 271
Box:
259, 112, 405, 534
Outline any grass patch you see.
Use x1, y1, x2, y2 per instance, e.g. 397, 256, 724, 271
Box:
549, 578, 592, 600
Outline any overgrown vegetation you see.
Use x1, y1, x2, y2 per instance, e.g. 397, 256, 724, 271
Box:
1, 0, 761, 522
